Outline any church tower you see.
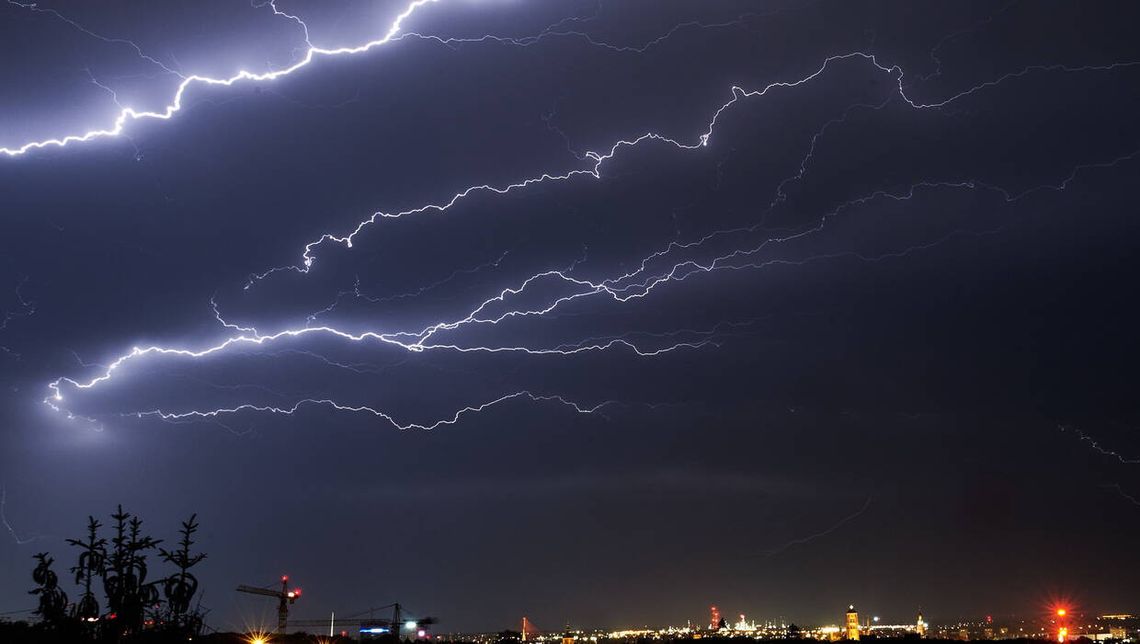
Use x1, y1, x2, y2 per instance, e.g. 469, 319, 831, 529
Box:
845, 605, 860, 640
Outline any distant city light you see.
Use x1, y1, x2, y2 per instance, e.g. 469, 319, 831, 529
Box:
345, 602, 1134, 643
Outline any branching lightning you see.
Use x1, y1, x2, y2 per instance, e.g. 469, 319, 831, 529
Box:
244, 53, 1140, 284
127, 390, 615, 431
6, 2, 1139, 435
45, 54, 1140, 427
0, 0, 441, 156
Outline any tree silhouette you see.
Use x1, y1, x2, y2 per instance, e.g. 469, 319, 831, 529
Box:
103, 505, 162, 636
29, 552, 69, 625
157, 513, 206, 634
66, 516, 107, 621
28, 505, 209, 641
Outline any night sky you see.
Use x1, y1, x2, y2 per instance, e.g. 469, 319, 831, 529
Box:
2, 0, 1140, 634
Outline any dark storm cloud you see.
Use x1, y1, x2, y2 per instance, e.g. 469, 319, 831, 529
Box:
2, 0, 1140, 633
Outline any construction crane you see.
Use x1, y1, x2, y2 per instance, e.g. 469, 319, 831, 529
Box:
236, 575, 302, 633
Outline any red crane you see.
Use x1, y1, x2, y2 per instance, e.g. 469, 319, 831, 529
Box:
236, 575, 302, 633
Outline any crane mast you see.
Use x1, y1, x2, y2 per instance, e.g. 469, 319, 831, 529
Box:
236, 575, 301, 633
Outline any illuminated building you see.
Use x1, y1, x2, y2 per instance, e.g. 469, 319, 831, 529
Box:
845, 606, 860, 641
916, 612, 927, 638
710, 606, 723, 631
734, 614, 757, 632
818, 625, 843, 641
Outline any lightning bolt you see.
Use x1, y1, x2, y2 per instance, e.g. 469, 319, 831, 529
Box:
1, 1, 769, 158
44, 78, 1140, 426
764, 495, 873, 557
1, 485, 51, 545
1061, 426, 1140, 512
10, 5, 1138, 433
0, 0, 441, 156
395, 11, 767, 55
1061, 425, 1140, 465
126, 391, 615, 431
1106, 483, 1140, 508
243, 53, 1140, 284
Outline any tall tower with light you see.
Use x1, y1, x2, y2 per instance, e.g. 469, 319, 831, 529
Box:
845, 605, 860, 641
916, 611, 927, 638
710, 606, 722, 631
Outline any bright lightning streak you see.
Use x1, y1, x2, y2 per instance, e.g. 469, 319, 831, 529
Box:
0, 0, 440, 157
45, 315, 706, 407
43, 123, 1139, 423
19, 11, 1140, 429
35, 192, 1021, 423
